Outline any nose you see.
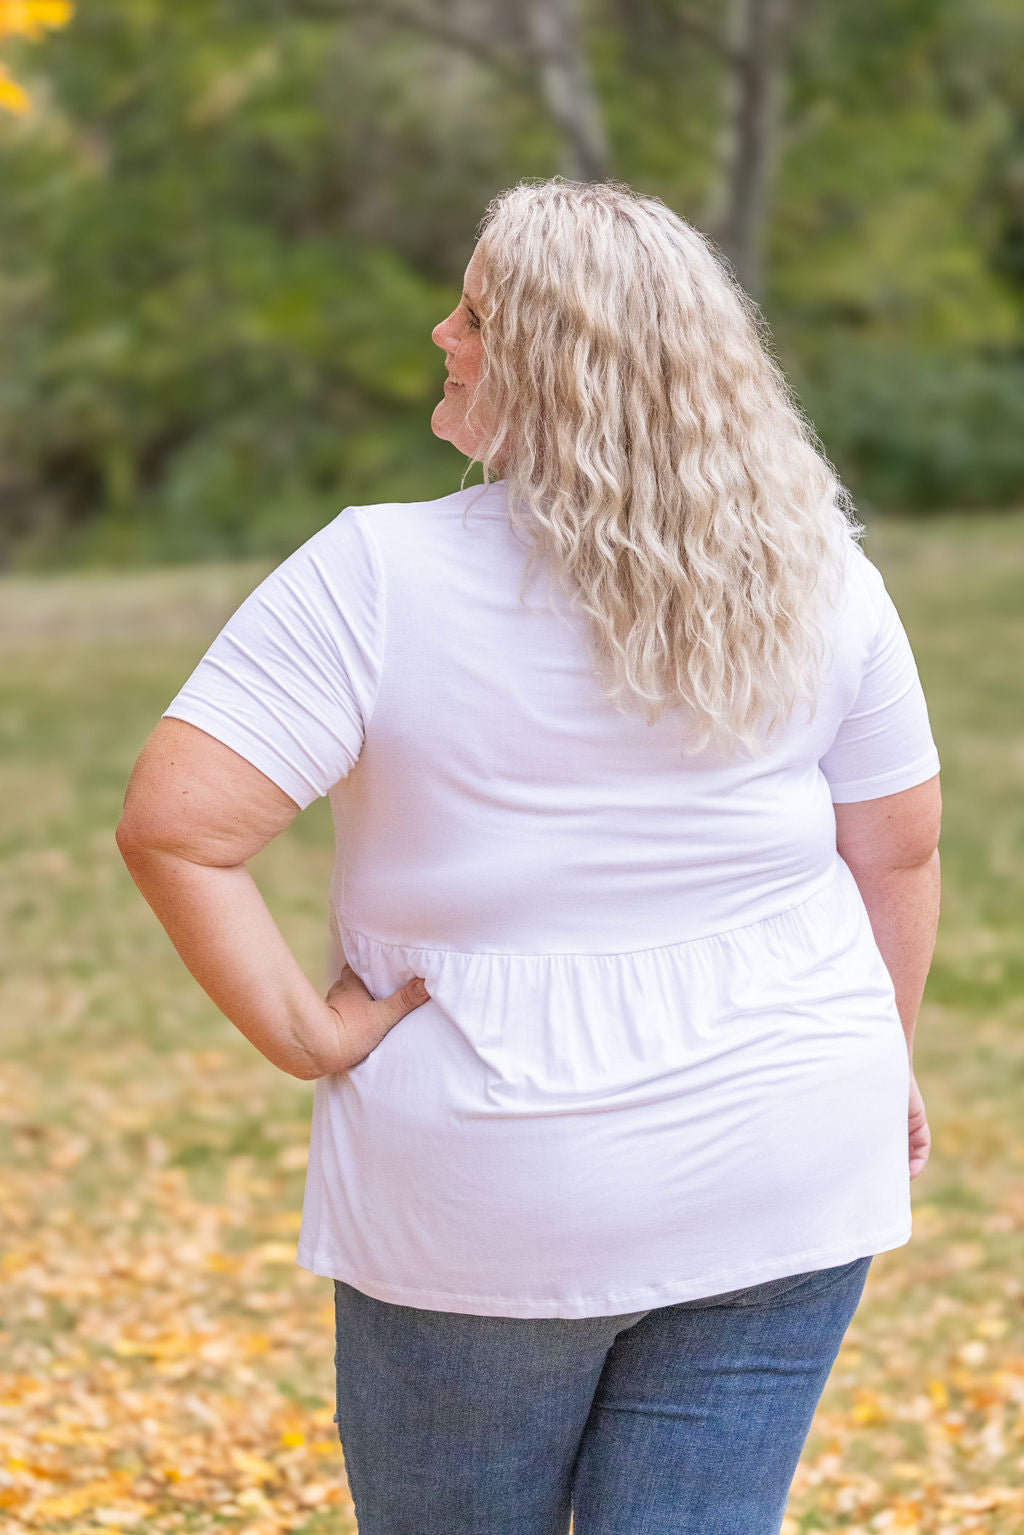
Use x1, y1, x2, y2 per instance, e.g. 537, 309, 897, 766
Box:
432, 311, 457, 350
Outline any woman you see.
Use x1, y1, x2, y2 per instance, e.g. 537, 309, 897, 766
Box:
117, 178, 941, 1535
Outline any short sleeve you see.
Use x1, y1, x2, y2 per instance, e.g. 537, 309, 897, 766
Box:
819, 550, 940, 803
161, 506, 383, 810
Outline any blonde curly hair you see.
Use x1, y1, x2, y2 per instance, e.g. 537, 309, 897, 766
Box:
461, 176, 865, 758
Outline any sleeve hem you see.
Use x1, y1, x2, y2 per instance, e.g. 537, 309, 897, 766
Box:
161, 704, 321, 811
826, 753, 941, 804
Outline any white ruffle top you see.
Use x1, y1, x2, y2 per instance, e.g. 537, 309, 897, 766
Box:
162, 479, 941, 1317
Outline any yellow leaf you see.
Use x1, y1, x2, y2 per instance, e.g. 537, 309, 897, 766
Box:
114, 1332, 194, 1359
271, 1207, 303, 1230
0, 68, 31, 115
229, 1448, 276, 1483
280, 1430, 305, 1448
927, 1378, 949, 1409
205, 1251, 242, 1272
891, 1462, 925, 1479
0, 0, 74, 115
237, 1485, 272, 1511
296, 1481, 332, 1507
255, 1240, 295, 1263
30, 1478, 129, 1519
0, 2, 74, 41
1, 1248, 33, 1272
850, 1390, 886, 1425
93, 1504, 155, 1528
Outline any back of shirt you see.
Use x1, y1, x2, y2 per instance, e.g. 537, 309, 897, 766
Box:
160, 477, 941, 1317
162, 478, 941, 956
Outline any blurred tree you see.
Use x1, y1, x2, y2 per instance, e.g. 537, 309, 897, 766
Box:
519, 0, 608, 179
702, 0, 808, 297
305, 0, 609, 180
766, 0, 1024, 513
0, 0, 1021, 568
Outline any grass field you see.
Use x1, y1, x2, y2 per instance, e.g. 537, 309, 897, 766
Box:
1, 510, 1023, 1534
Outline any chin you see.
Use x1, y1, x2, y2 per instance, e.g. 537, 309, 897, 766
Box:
432, 424, 477, 458
430, 406, 460, 446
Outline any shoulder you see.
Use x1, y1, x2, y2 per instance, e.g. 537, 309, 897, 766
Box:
291, 482, 508, 583
272, 480, 505, 600
830, 534, 890, 633
842, 536, 888, 604
335, 480, 508, 537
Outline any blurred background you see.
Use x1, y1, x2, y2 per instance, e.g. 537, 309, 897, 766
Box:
1, 0, 1023, 568
2, 4, 1024, 1534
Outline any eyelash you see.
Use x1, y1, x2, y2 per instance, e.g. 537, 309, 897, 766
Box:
465, 308, 480, 330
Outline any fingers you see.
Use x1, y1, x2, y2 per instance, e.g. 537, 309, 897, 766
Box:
907, 1072, 930, 1179
319, 969, 430, 1072
374, 975, 431, 1034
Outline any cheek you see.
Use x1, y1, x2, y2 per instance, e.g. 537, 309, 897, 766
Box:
462, 338, 486, 386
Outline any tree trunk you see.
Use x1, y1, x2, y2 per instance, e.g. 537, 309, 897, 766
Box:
521, 0, 609, 182
703, 0, 800, 299
330, 0, 610, 183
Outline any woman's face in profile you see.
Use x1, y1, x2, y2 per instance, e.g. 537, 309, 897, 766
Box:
431, 245, 495, 460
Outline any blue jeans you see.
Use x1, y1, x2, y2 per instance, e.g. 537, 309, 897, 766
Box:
331, 1254, 872, 1534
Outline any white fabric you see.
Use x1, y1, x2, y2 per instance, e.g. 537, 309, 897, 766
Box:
162, 479, 941, 1317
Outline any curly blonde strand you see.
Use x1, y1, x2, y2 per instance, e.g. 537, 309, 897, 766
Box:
462, 176, 864, 758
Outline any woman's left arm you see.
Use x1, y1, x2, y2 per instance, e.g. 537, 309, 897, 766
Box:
833, 774, 942, 1068
116, 717, 428, 1079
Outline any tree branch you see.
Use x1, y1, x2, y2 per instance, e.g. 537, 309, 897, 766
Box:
287, 0, 533, 90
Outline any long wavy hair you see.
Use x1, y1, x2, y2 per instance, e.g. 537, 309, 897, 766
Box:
460, 177, 865, 758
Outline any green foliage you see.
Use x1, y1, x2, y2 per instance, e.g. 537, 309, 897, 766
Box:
0, 0, 1022, 569
796, 345, 1024, 514
768, 0, 1024, 514
0, 3, 474, 569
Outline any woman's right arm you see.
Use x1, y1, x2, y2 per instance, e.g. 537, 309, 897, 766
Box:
116, 717, 428, 1079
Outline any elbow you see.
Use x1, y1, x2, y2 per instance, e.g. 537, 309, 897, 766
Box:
841, 841, 940, 882
834, 776, 942, 874
115, 814, 155, 866
916, 778, 943, 863
115, 798, 181, 863
291, 1062, 323, 1083
891, 837, 941, 873
114, 817, 140, 863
